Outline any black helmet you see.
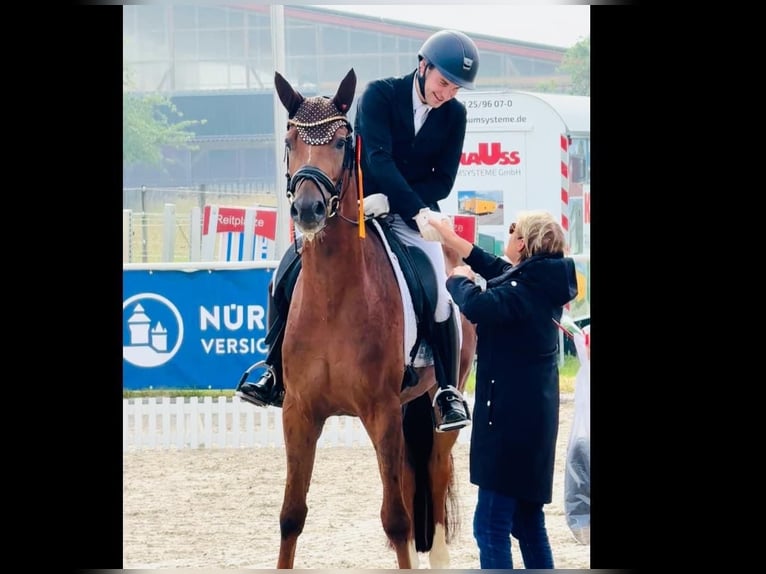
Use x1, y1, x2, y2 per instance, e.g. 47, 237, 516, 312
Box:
418, 30, 480, 90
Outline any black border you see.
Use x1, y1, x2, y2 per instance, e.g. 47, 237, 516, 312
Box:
592, 4, 635, 568
45, 4, 124, 569
592, 4, 674, 570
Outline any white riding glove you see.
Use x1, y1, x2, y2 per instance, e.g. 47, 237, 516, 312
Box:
414, 207, 448, 242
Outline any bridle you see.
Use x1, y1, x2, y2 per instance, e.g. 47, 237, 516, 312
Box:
283, 113, 356, 223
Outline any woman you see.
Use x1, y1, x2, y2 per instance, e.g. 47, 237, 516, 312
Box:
429, 211, 578, 569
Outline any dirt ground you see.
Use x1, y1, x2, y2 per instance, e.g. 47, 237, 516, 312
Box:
123, 397, 589, 569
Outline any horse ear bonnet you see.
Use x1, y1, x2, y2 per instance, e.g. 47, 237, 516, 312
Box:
275, 71, 304, 118
292, 97, 349, 145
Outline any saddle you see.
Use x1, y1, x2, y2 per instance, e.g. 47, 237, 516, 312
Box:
272, 211, 438, 385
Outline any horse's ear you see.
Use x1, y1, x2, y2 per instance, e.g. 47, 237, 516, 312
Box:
332, 68, 356, 115
275, 71, 304, 119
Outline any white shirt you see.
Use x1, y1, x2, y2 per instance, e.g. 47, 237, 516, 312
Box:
412, 75, 432, 135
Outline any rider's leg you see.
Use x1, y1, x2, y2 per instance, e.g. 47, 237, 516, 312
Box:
430, 299, 470, 432
235, 290, 285, 407
236, 240, 301, 408
388, 215, 470, 432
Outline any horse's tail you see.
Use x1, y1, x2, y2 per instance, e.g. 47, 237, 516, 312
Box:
403, 392, 435, 552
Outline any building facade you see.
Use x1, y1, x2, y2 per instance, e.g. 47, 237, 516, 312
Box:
123, 4, 573, 190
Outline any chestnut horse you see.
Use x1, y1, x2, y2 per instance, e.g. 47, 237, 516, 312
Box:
273, 68, 477, 569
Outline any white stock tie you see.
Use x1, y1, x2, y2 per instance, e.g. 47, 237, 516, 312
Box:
414, 106, 429, 135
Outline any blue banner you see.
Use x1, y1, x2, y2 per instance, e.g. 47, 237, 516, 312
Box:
123, 266, 275, 390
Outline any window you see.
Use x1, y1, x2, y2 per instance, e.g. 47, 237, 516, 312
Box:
136, 4, 166, 29
197, 6, 228, 29
199, 30, 228, 59
322, 26, 348, 55
247, 28, 271, 59
174, 30, 197, 60
570, 138, 590, 184
350, 30, 378, 54
287, 24, 317, 56
229, 29, 245, 59
172, 4, 196, 29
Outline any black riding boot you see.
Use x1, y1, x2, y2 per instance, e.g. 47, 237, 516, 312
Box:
236, 351, 284, 407
431, 303, 471, 432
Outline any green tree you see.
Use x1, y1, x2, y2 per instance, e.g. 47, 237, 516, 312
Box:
535, 79, 559, 93
558, 37, 590, 96
123, 68, 206, 168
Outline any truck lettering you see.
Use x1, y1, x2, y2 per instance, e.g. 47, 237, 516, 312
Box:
460, 142, 521, 166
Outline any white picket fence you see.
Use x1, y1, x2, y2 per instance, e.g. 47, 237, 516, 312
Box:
123, 396, 474, 451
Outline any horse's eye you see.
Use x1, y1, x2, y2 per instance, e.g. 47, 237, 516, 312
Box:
335, 138, 346, 150
284, 139, 292, 151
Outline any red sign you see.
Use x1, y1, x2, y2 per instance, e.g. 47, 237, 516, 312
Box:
451, 214, 477, 243
203, 205, 277, 240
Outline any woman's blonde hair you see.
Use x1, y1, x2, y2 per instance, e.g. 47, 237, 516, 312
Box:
515, 210, 566, 261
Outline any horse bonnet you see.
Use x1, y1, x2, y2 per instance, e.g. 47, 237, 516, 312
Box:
288, 96, 350, 145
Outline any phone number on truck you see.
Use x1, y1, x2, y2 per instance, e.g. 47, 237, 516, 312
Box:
465, 99, 514, 109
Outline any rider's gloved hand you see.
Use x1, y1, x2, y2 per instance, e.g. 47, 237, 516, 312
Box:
413, 207, 444, 242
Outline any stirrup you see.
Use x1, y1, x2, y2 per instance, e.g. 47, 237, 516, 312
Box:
235, 360, 264, 392
433, 386, 471, 433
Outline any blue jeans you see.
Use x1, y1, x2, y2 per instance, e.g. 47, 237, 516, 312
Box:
473, 487, 554, 569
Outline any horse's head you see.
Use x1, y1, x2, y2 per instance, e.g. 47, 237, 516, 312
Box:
275, 68, 357, 240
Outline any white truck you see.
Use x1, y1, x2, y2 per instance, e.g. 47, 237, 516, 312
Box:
442, 90, 590, 322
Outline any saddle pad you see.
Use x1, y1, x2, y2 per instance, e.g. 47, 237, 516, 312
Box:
369, 219, 431, 368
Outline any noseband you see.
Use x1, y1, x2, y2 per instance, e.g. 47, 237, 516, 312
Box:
284, 112, 355, 220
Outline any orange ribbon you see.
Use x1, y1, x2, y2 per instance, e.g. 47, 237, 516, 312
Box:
355, 134, 366, 239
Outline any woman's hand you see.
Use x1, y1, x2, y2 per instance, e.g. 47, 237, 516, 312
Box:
429, 215, 474, 259
450, 264, 475, 281
427, 214, 455, 240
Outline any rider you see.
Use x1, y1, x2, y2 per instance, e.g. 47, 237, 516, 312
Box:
237, 29, 480, 433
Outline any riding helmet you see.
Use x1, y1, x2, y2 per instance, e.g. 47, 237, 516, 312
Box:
418, 30, 480, 90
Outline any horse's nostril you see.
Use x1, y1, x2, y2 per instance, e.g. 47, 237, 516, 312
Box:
289, 204, 298, 218
314, 202, 326, 218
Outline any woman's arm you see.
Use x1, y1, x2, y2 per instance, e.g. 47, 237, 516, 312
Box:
428, 216, 473, 258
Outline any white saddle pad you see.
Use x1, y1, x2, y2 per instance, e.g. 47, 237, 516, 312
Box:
369, 219, 432, 368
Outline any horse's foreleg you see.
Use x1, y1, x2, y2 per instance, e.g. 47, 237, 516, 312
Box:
427, 431, 459, 568
363, 405, 417, 569
427, 321, 473, 568
277, 406, 324, 569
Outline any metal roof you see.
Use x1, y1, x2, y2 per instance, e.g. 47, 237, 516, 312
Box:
518, 91, 590, 135
236, 4, 568, 62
